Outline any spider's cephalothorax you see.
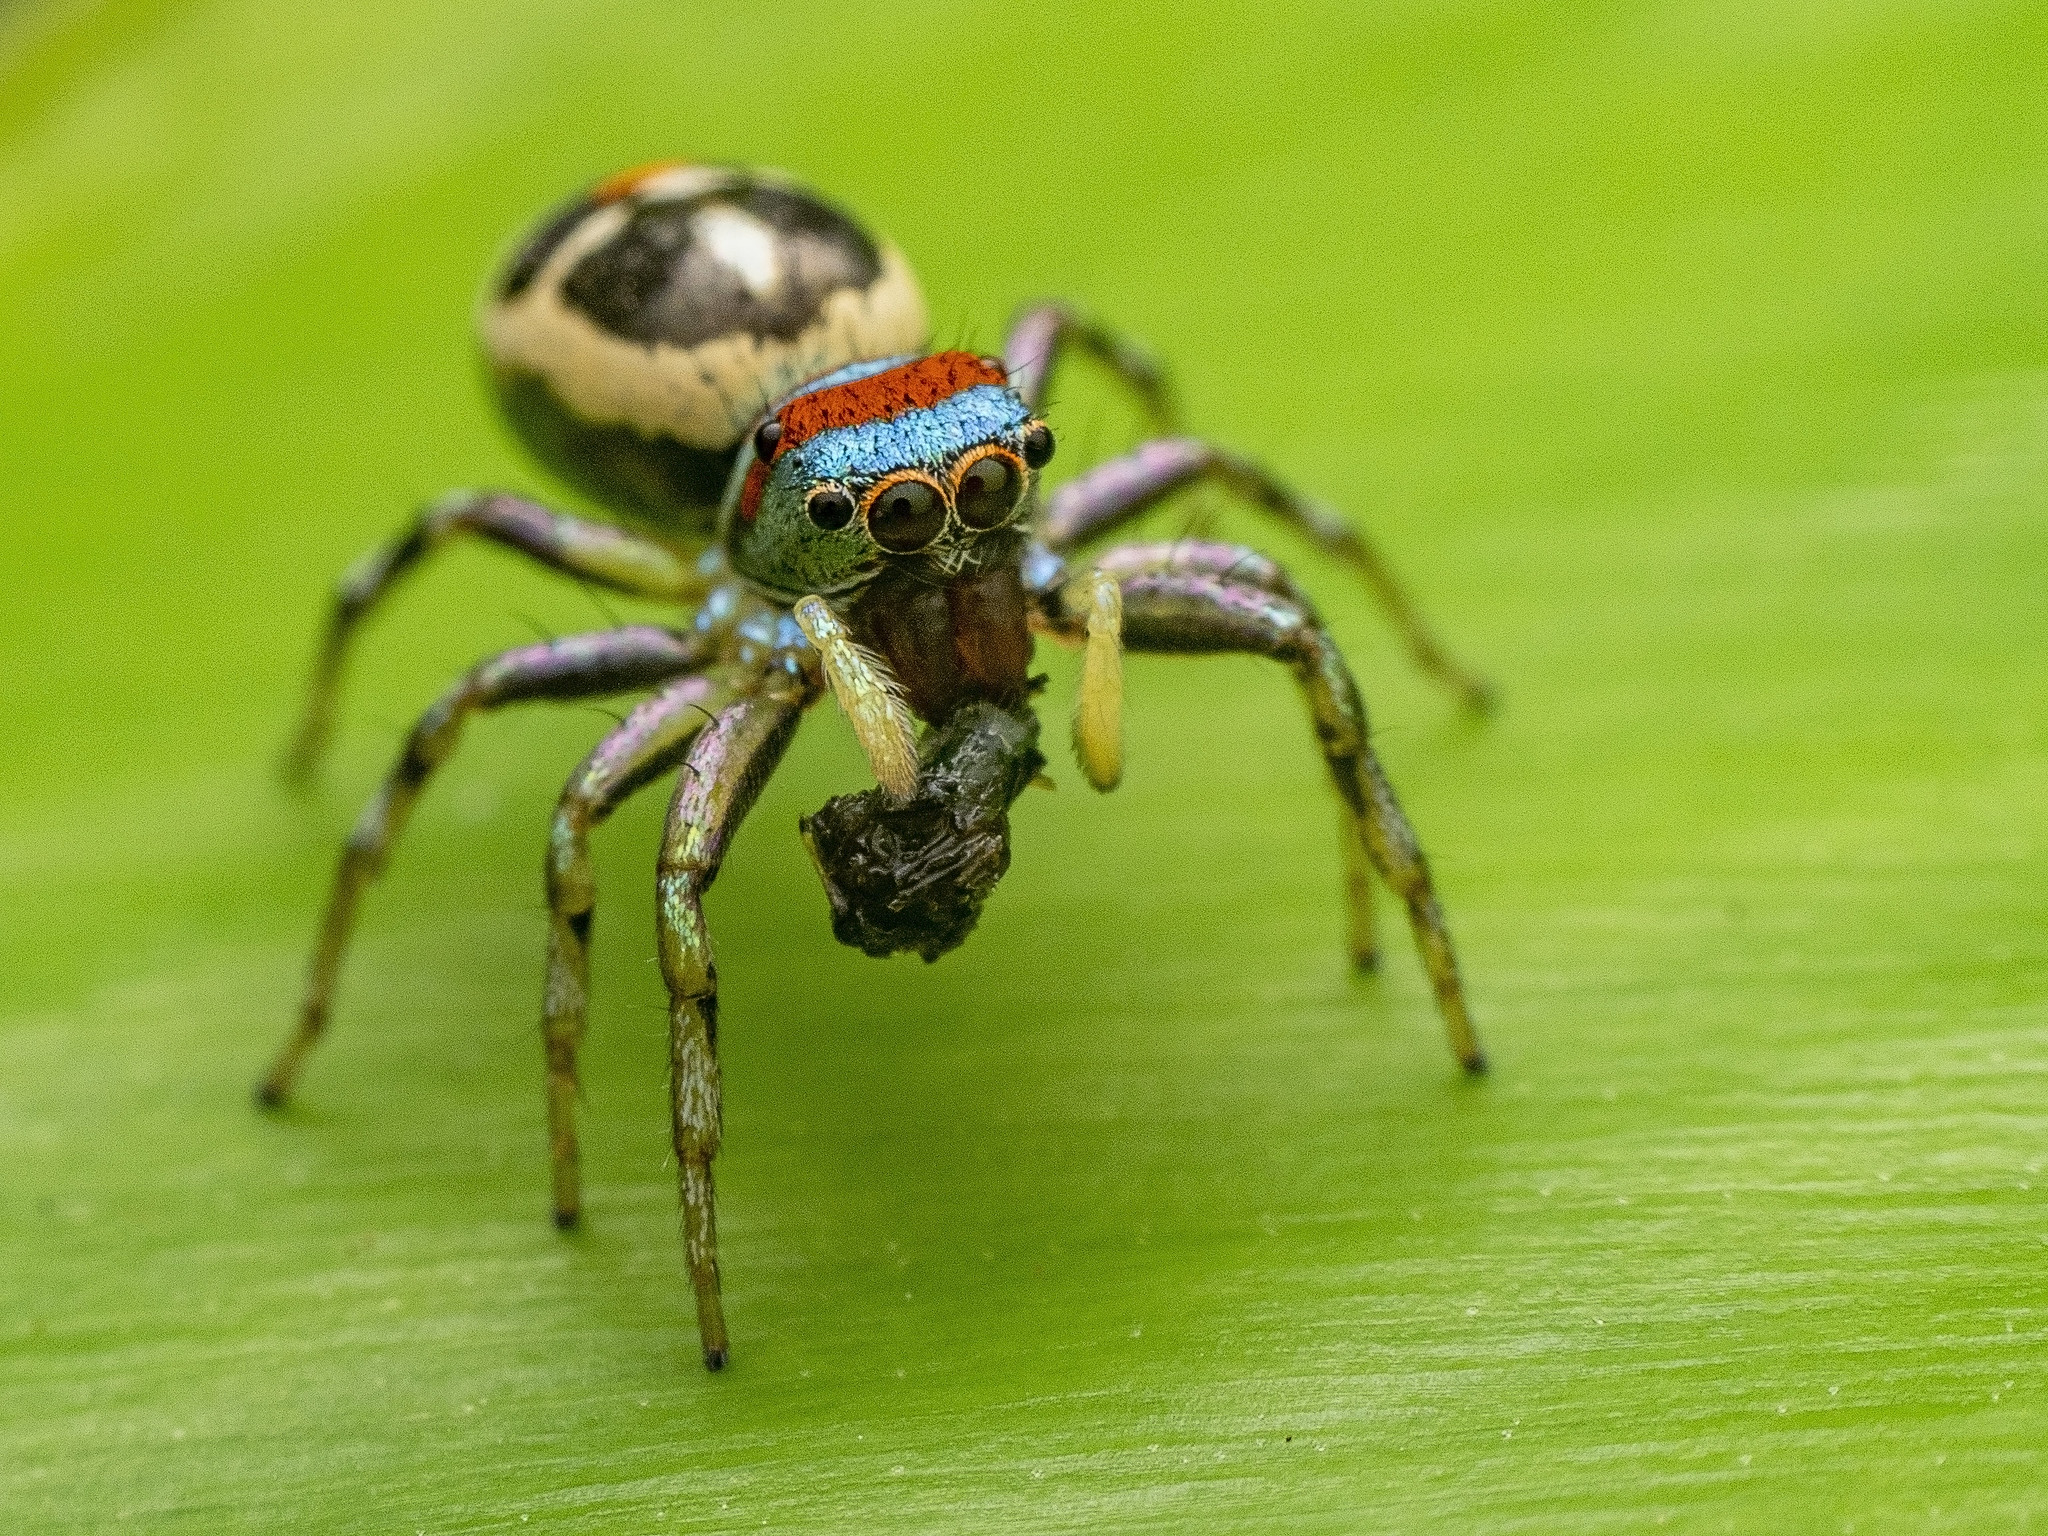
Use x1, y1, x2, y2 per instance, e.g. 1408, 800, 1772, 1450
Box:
731, 350, 1049, 720
265, 161, 1499, 1372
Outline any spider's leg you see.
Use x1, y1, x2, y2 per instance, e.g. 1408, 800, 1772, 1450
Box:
1035, 567, 1482, 1071
1002, 303, 1177, 431
1087, 538, 1315, 609
287, 492, 715, 779
1027, 539, 1374, 961
541, 666, 751, 1229
258, 625, 710, 1107
655, 679, 813, 1371
1338, 803, 1380, 973
1036, 440, 1493, 714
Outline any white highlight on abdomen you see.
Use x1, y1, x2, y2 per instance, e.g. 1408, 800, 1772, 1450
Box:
693, 205, 783, 298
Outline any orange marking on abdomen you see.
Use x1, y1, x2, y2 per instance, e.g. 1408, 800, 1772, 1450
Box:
590, 159, 695, 205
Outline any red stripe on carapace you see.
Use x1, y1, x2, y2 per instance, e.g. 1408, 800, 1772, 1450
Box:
737, 352, 1010, 521
778, 352, 1007, 450
590, 159, 694, 205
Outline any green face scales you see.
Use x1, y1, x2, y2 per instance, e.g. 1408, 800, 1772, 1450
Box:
263, 160, 1496, 1372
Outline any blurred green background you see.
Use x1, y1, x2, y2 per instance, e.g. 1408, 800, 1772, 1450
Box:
4, 1, 2046, 1530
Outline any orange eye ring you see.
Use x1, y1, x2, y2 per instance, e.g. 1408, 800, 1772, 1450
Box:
861, 470, 950, 552
950, 445, 1027, 531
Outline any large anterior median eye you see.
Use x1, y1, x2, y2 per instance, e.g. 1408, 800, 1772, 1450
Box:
953, 448, 1024, 530
865, 473, 948, 552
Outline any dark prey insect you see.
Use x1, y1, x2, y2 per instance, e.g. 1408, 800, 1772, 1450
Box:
258, 161, 1494, 1371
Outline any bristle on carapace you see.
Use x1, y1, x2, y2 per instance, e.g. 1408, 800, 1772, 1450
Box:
739, 352, 1008, 520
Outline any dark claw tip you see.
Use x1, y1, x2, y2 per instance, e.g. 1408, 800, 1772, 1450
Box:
1462, 1052, 1490, 1076
552, 1208, 580, 1231
254, 1081, 286, 1109
1351, 952, 1381, 974
703, 1346, 729, 1372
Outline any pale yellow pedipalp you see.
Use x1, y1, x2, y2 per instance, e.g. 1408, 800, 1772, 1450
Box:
793, 596, 919, 800
1073, 570, 1124, 792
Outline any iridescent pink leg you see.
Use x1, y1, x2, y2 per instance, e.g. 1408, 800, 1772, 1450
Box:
1038, 439, 1493, 713
1085, 539, 1378, 965
1035, 566, 1483, 1072
258, 625, 710, 1107
1002, 302, 1177, 429
654, 679, 815, 1370
540, 668, 748, 1229
287, 491, 712, 778
1089, 538, 1314, 609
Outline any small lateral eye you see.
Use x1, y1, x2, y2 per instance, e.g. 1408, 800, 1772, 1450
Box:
806, 486, 856, 530
866, 475, 947, 552
1021, 422, 1055, 469
753, 419, 783, 460
954, 451, 1022, 530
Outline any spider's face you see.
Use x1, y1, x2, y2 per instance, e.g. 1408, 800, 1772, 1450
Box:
724, 351, 1054, 600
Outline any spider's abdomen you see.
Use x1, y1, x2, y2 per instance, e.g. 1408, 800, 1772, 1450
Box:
480, 163, 928, 544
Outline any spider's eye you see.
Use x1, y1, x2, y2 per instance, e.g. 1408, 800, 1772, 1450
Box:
866, 476, 947, 552
1021, 421, 1056, 470
805, 486, 856, 530
754, 418, 783, 460
954, 451, 1022, 530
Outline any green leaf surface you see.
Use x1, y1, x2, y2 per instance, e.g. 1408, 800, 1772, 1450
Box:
4, 1, 2046, 1530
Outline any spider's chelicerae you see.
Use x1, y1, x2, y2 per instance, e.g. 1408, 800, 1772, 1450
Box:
260, 162, 1494, 1370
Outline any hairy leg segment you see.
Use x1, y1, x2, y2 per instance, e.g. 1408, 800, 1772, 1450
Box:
542, 668, 753, 1228
1002, 303, 1178, 432
1069, 538, 1379, 965
286, 492, 713, 777
654, 681, 814, 1369
1033, 564, 1484, 1072
258, 625, 710, 1107
1037, 438, 1494, 714
1089, 538, 1314, 609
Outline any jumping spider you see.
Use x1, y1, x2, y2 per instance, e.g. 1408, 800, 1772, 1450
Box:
259, 162, 1493, 1370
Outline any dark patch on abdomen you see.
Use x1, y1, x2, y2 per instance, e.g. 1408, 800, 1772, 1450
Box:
559, 183, 882, 348
498, 193, 598, 300
490, 367, 735, 539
